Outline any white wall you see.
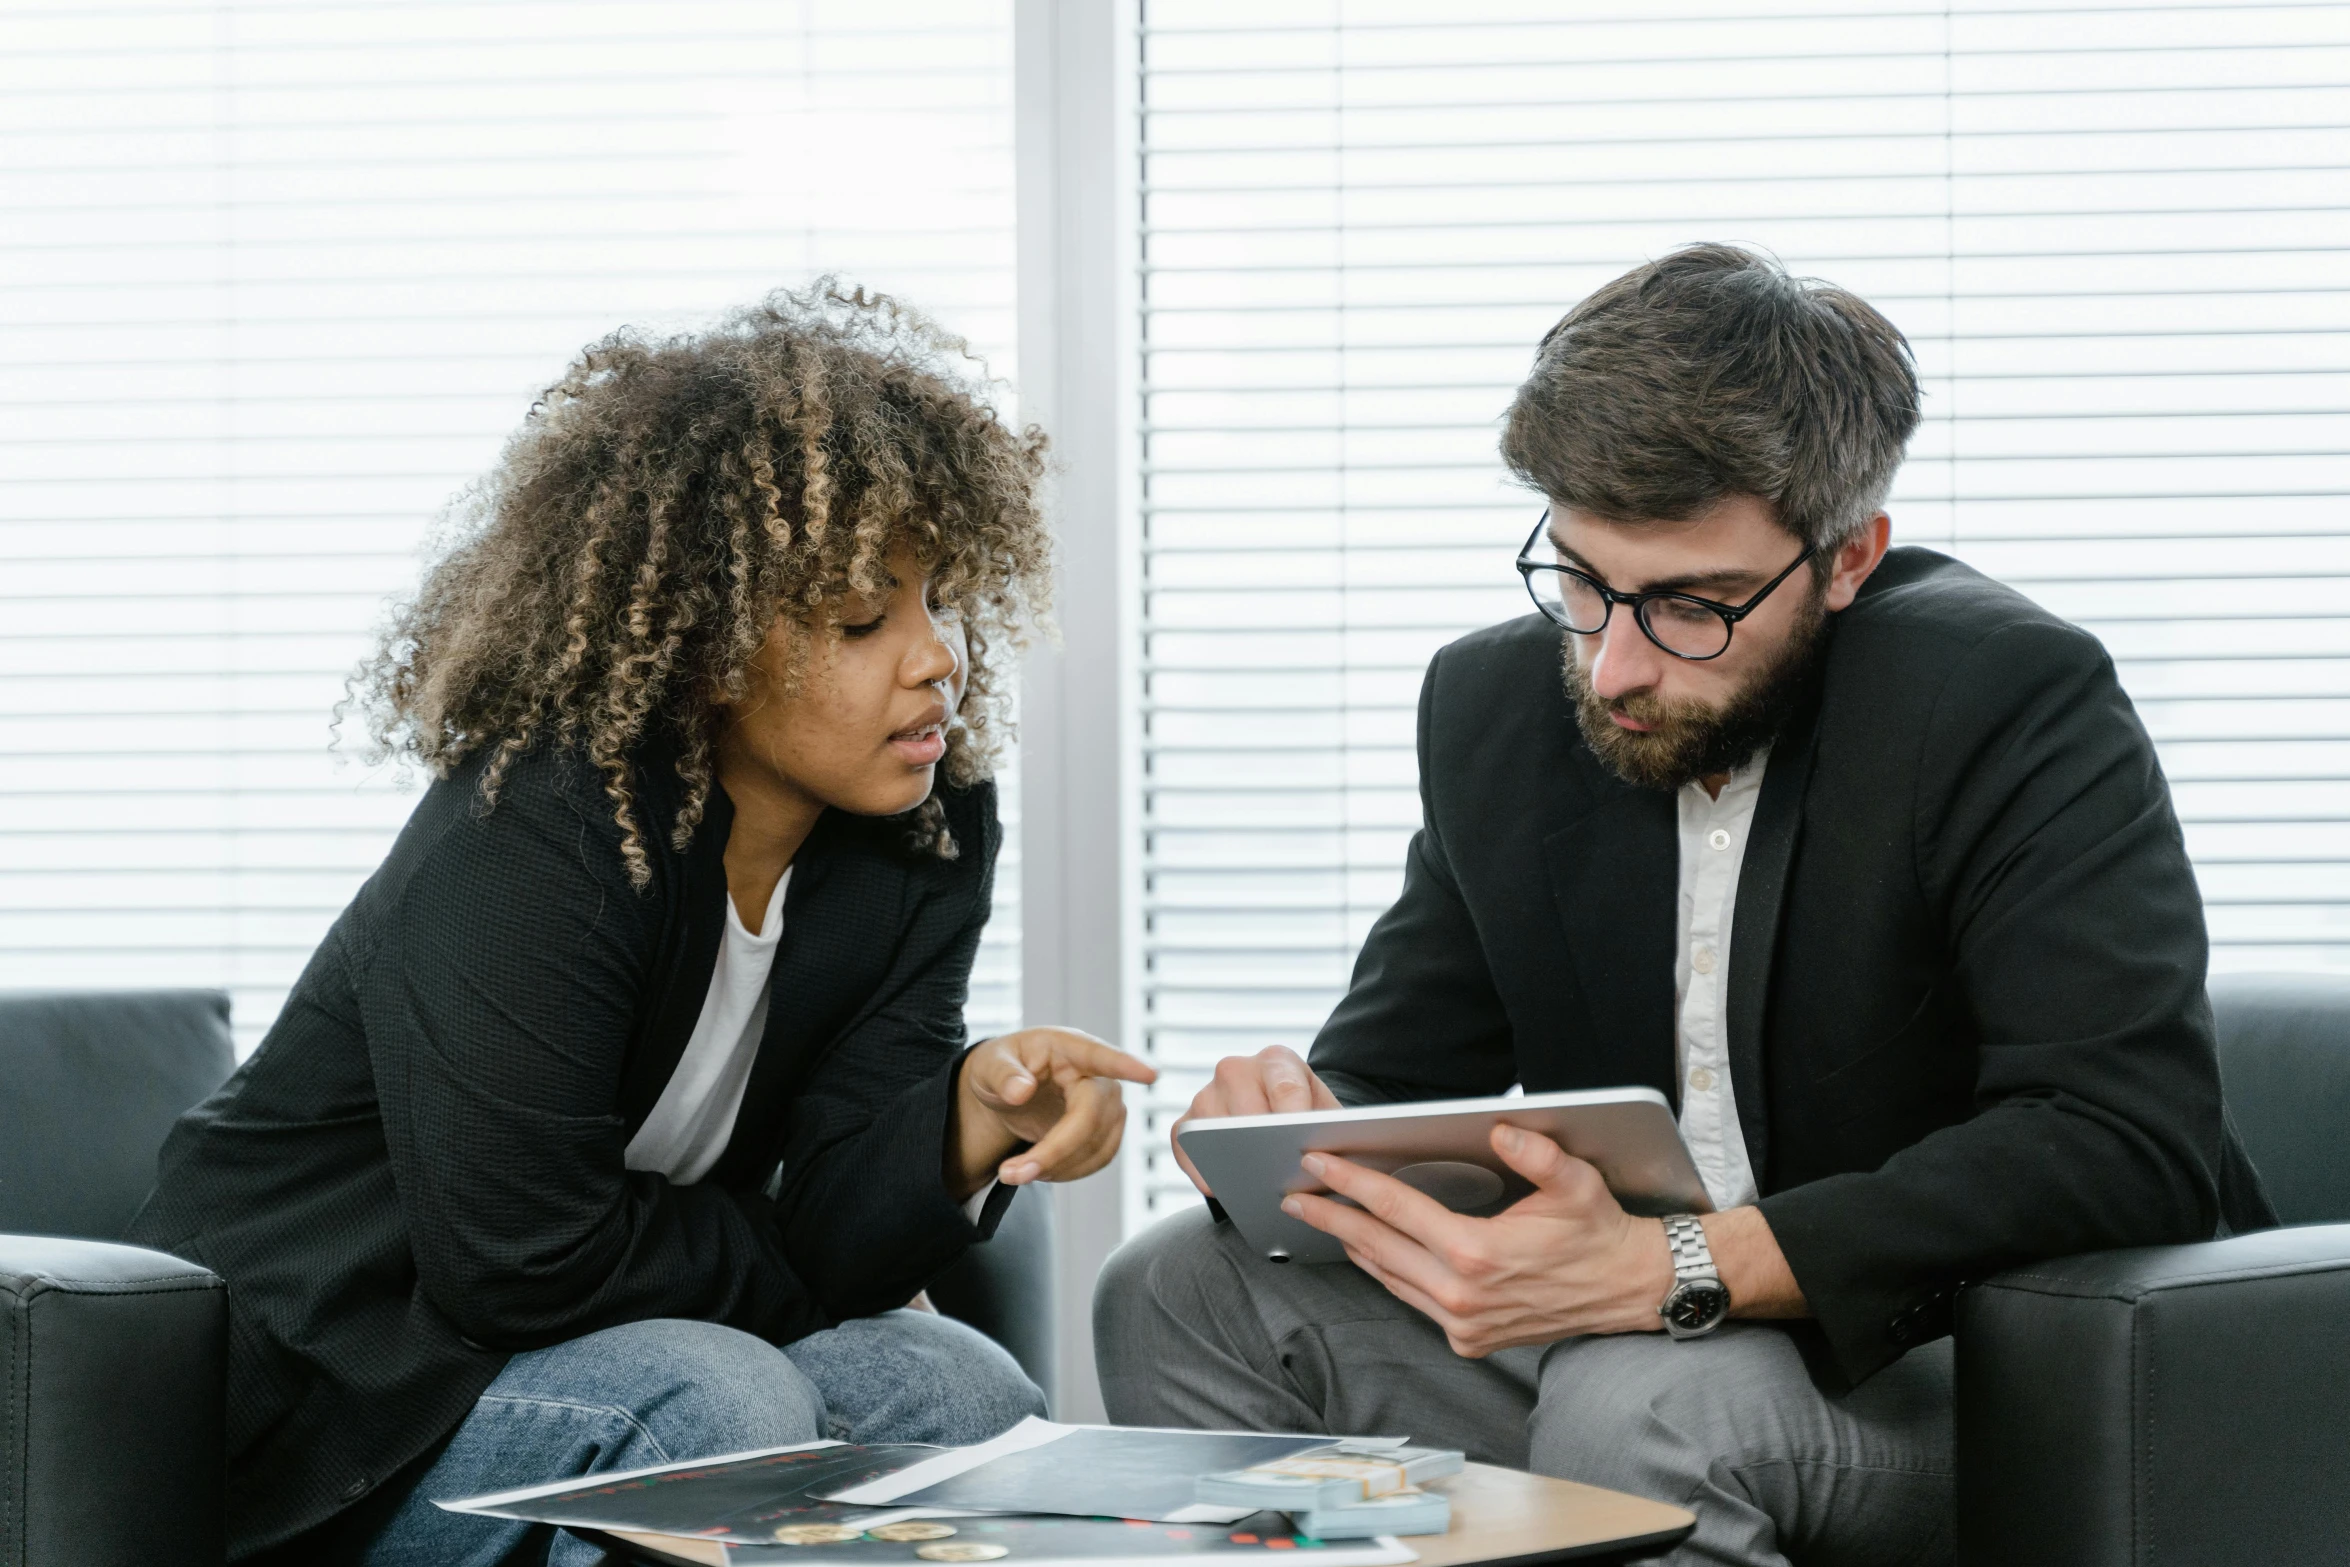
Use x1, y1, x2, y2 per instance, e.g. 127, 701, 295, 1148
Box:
0, 0, 1026, 1051
1123, 0, 2350, 1228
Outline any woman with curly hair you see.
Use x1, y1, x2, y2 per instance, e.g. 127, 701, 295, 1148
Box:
127, 285, 1152, 1567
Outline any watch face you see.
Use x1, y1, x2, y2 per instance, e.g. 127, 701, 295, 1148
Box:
1665, 1279, 1731, 1333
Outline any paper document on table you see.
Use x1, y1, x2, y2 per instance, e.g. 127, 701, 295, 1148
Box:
822, 1418, 1408, 1525
434, 1439, 946, 1544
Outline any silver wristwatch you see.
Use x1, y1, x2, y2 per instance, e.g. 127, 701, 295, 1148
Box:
1657, 1214, 1731, 1340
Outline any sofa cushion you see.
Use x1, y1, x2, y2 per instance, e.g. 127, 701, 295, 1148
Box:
2210, 974, 2350, 1226
0, 989, 234, 1239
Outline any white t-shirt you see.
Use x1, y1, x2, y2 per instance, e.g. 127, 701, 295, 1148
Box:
624, 868, 795, 1185
1674, 749, 1769, 1212
623, 866, 998, 1221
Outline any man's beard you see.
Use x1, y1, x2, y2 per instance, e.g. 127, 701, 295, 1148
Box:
1560, 590, 1828, 792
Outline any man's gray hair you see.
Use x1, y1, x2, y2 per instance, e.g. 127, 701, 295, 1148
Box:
1500, 244, 1921, 555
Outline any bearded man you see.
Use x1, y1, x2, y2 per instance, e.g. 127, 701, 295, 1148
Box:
1092, 244, 2274, 1567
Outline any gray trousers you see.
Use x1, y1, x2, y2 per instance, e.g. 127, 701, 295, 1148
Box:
1093, 1208, 1954, 1567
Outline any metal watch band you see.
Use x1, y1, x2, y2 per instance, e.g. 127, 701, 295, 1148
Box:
1663, 1213, 1716, 1280
1658, 1212, 1730, 1340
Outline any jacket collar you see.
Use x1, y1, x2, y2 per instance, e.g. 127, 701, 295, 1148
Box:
702, 806, 899, 1189
616, 762, 925, 1187
1724, 663, 1826, 1186
1543, 776, 1680, 1103
1541, 655, 1828, 1188
618, 769, 736, 1129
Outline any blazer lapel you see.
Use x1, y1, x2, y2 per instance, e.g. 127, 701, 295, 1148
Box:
1726, 671, 1825, 1188
1543, 780, 1680, 1102
707, 812, 910, 1189
619, 782, 732, 1130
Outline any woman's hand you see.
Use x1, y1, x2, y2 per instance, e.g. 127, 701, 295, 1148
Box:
948, 1029, 1157, 1200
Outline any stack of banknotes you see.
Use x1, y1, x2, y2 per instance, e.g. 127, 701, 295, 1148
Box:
1288, 1487, 1451, 1540
1194, 1442, 1464, 1539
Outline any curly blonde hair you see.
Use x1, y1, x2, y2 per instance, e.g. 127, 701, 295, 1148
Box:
352, 281, 1052, 886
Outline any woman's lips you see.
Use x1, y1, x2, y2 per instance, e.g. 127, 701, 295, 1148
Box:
889, 725, 946, 765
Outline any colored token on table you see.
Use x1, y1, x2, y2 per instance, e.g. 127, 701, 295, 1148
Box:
916, 1544, 1010, 1562
868, 1523, 960, 1542
774, 1525, 869, 1545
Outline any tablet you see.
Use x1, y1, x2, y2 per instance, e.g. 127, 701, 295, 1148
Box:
1175, 1087, 1712, 1266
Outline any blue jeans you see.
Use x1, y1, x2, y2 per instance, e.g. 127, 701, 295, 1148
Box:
358, 1311, 1046, 1567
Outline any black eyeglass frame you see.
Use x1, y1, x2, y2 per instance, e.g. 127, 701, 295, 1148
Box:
1514, 511, 1816, 663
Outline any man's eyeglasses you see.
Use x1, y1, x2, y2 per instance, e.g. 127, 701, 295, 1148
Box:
1514, 511, 1814, 662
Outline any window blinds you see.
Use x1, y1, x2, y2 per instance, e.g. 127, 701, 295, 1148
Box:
1131, 0, 2350, 1225
0, 0, 1022, 1055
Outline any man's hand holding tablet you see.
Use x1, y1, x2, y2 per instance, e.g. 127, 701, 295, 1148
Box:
1284, 1127, 1696, 1354
1171, 1054, 1807, 1354
1168, 1045, 1341, 1195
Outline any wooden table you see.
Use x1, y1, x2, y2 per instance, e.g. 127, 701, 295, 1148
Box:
599, 1463, 1693, 1567
1407, 1461, 1693, 1565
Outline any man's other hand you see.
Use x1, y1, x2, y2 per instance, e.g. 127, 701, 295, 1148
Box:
1282, 1122, 1674, 1355
1169, 1046, 1341, 1197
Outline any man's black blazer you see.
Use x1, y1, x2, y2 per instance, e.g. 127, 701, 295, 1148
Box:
1307, 546, 2274, 1385
125, 740, 1011, 1559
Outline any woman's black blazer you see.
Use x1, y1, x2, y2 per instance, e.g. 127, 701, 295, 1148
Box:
126, 738, 1011, 1558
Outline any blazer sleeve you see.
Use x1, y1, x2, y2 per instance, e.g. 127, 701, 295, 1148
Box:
361, 758, 831, 1351
1309, 645, 1520, 1106
769, 794, 1012, 1322
1758, 618, 2229, 1382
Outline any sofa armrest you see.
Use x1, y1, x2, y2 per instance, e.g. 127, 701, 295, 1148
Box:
926, 1185, 1058, 1409
1, 1234, 227, 1567
1954, 1223, 2350, 1567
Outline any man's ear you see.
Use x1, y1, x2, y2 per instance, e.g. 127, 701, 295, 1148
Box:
1821, 512, 1891, 613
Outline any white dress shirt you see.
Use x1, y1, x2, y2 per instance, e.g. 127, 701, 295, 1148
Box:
1674, 749, 1769, 1212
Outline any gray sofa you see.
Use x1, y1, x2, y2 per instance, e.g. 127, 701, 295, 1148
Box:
5, 979, 2347, 1566
0, 990, 1055, 1567
1955, 974, 2350, 1564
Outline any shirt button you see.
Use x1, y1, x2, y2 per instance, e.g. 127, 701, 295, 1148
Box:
1692, 944, 1717, 975
1708, 828, 1731, 851
1689, 1066, 1718, 1092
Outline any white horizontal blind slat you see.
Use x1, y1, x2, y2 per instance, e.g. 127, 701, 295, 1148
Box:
0, 0, 1022, 1055
1130, 0, 2350, 1227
